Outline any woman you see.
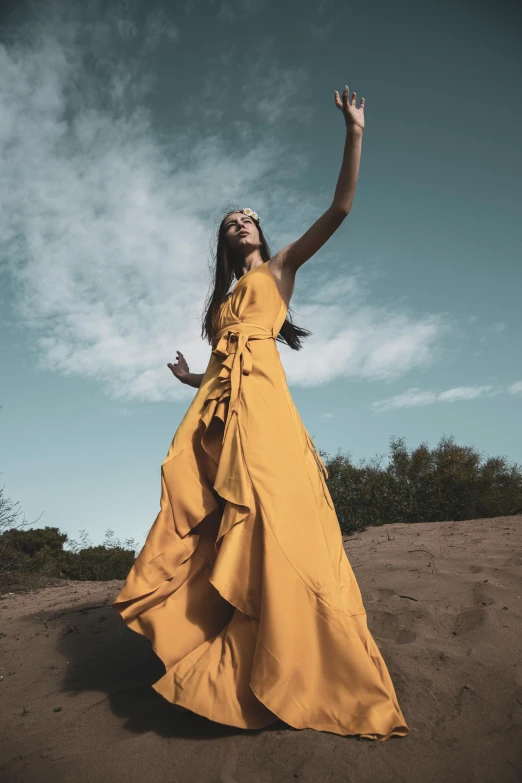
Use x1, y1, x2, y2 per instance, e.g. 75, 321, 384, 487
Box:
113, 85, 410, 741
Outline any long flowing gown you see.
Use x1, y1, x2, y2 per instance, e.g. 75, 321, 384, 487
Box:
112, 260, 410, 740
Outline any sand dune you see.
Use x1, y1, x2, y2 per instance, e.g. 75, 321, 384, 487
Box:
1, 514, 521, 782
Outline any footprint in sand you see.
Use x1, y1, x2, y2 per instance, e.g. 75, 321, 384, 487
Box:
364, 587, 396, 602
453, 684, 476, 719
377, 588, 396, 599
508, 685, 522, 723
454, 607, 486, 635
436, 684, 477, 729
471, 583, 496, 607
370, 609, 417, 644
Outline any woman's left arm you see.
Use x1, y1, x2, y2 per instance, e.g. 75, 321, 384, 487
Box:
274, 85, 365, 273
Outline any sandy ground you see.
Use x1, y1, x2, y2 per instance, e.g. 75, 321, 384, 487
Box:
1, 514, 521, 783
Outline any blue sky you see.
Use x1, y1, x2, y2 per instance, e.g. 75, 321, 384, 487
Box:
1, 0, 520, 551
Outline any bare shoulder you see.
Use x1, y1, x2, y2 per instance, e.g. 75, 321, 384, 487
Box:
268, 250, 297, 309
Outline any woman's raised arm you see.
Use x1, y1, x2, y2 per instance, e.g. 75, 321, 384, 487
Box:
272, 84, 365, 274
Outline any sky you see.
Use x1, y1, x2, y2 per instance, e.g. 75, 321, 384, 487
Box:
0, 0, 520, 551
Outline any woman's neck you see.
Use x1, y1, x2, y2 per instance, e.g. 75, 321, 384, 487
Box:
236, 250, 264, 278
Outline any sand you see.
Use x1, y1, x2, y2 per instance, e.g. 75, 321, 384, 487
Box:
1, 514, 521, 783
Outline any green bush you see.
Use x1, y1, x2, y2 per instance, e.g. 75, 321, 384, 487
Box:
323, 435, 522, 535
1, 434, 521, 590
0, 525, 137, 591
59, 544, 136, 581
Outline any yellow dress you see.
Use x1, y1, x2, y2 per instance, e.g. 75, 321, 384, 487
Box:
113, 260, 410, 740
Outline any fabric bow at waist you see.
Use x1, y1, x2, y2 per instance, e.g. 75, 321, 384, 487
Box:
212, 321, 277, 443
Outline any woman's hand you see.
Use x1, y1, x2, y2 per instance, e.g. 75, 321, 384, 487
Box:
167, 351, 190, 384
334, 84, 365, 132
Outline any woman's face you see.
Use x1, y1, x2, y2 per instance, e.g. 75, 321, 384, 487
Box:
223, 212, 261, 254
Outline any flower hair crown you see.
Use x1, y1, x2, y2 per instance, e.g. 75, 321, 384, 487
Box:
241, 207, 260, 222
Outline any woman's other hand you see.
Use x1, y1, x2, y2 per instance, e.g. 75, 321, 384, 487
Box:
168, 351, 190, 384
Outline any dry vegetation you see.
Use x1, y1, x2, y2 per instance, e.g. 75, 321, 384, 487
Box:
2, 434, 521, 593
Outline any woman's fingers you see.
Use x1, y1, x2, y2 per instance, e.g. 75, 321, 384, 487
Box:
335, 85, 355, 110
167, 350, 188, 375
335, 85, 365, 113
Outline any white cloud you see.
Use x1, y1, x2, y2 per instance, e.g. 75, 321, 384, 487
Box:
242, 61, 313, 126
371, 384, 501, 413
182, 0, 266, 22
182, 39, 313, 128
372, 387, 437, 412
218, 0, 265, 21
437, 385, 496, 402
281, 294, 446, 386
0, 0, 448, 402
508, 381, 522, 395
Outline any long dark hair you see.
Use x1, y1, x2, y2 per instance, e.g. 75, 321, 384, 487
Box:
202, 208, 311, 350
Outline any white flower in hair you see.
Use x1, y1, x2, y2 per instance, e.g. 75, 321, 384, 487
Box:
242, 208, 260, 222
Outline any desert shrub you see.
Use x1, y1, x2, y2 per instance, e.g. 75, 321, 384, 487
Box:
0, 524, 137, 591
2, 416, 521, 586
60, 528, 136, 580
322, 435, 522, 535
0, 474, 46, 591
